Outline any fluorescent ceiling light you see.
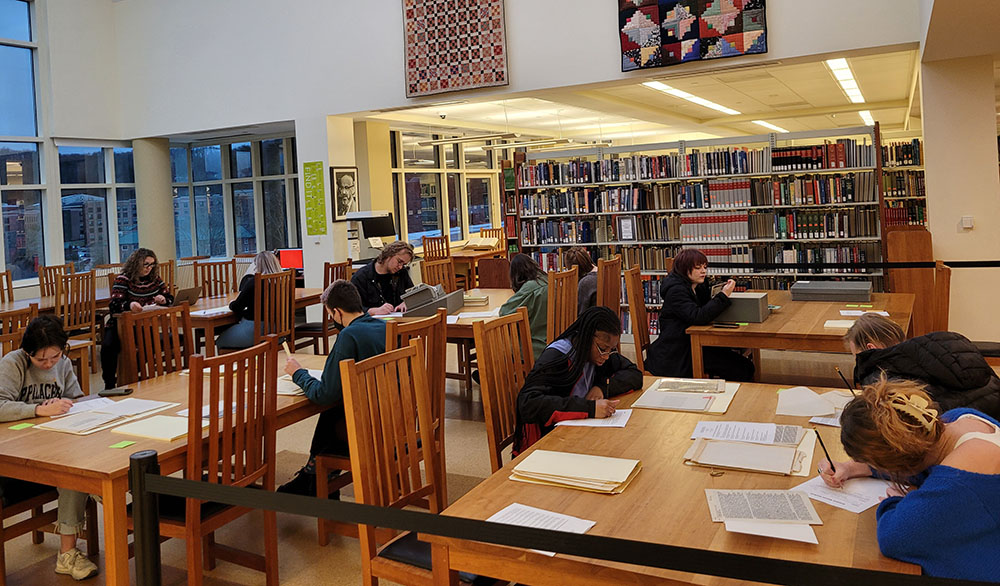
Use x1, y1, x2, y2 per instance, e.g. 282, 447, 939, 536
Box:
481, 138, 571, 151
752, 120, 789, 133
417, 132, 520, 146
641, 81, 741, 115
858, 110, 875, 126
825, 58, 866, 104
530, 140, 612, 152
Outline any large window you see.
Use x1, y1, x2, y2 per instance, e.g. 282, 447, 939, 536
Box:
2, 189, 43, 280
61, 188, 109, 271
390, 131, 501, 245
171, 137, 299, 257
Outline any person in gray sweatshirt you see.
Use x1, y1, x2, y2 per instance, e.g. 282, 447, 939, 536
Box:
0, 315, 98, 580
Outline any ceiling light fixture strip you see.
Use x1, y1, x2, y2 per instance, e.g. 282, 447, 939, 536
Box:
417, 132, 520, 146
825, 58, 865, 104
641, 81, 741, 115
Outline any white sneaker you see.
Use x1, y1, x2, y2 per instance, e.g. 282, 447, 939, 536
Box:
55, 548, 99, 580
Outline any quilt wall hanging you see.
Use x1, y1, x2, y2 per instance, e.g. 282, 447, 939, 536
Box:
403, 0, 509, 98
620, 0, 767, 72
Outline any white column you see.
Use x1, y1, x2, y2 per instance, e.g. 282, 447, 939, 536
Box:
133, 138, 175, 261
921, 55, 1000, 340
353, 120, 393, 213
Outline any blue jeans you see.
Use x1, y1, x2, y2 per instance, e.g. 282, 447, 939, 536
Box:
215, 318, 257, 349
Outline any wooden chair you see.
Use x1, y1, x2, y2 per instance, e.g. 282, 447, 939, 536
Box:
546, 268, 578, 343
624, 266, 653, 374
473, 307, 534, 472
55, 271, 97, 372
116, 304, 194, 385
129, 336, 280, 585
0, 331, 21, 356
0, 304, 38, 335
421, 235, 450, 261
0, 270, 12, 304
233, 254, 255, 279
179, 255, 210, 262
475, 257, 510, 289
159, 259, 177, 294
296, 260, 351, 354
39, 264, 73, 297
341, 339, 444, 586
194, 259, 237, 298
421, 258, 458, 293
94, 263, 122, 281
252, 270, 295, 347
596, 255, 622, 319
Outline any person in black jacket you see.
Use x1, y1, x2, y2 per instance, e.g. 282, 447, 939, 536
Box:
215, 251, 282, 349
513, 306, 643, 454
645, 248, 754, 381
846, 313, 1000, 419
350, 241, 414, 315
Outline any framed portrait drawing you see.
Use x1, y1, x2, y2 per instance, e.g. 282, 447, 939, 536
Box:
330, 167, 359, 221
617, 216, 636, 241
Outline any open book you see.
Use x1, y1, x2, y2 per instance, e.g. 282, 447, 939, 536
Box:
36, 398, 178, 435
463, 236, 500, 250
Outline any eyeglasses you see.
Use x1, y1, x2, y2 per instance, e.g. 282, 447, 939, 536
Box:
142, 262, 156, 268
595, 342, 618, 357
391, 256, 410, 269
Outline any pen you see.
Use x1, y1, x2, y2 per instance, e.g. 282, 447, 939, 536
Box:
814, 428, 836, 474
835, 366, 857, 397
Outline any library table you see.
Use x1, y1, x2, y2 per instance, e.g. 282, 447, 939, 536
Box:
448, 248, 503, 287
424, 378, 919, 585
0, 287, 113, 313
0, 351, 326, 586
188, 287, 322, 356
686, 291, 915, 379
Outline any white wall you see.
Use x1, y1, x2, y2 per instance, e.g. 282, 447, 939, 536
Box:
68, 0, 925, 140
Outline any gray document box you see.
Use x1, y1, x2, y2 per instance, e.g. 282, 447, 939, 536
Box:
715, 292, 769, 323
790, 280, 872, 302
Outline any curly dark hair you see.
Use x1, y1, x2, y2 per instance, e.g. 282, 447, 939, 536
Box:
377, 241, 414, 264
121, 248, 159, 282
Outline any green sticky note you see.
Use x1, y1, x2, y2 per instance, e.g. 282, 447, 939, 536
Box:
109, 440, 136, 449
737, 322, 749, 326
777, 387, 790, 393
860, 304, 873, 308
8, 423, 33, 430
845, 304, 860, 308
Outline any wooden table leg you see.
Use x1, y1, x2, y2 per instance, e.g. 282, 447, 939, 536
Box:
102, 475, 131, 586
431, 542, 459, 586
751, 348, 762, 382
690, 334, 705, 378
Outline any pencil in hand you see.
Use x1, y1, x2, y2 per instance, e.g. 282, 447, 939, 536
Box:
814, 428, 836, 474
835, 366, 857, 397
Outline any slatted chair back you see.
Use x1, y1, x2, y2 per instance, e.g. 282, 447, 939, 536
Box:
0, 330, 23, 356
546, 268, 578, 343
94, 263, 122, 282
233, 254, 255, 281
117, 304, 194, 385
476, 257, 511, 289
421, 235, 450, 261
253, 270, 295, 345
341, 340, 442, 584
327, 259, 351, 284
478, 227, 507, 253
158, 259, 176, 294
0, 304, 38, 335
0, 270, 13, 304
473, 307, 534, 472
194, 259, 237, 298
55, 271, 97, 336
624, 266, 653, 373
596, 254, 622, 319
39, 264, 73, 297
420, 257, 458, 293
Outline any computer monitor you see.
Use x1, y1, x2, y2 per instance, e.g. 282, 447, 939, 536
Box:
360, 215, 396, 239
277, 248, 304, 270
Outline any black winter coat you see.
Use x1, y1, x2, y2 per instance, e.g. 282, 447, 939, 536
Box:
854, 331, 1000, 420
645, 273, 731, 377
350, 259, 414, 311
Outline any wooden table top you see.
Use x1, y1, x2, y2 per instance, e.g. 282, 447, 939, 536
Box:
686, 291, 915, 341
449, 248, 503, 260
0, 352, 325, 480
387, 288, 515, 335
188, 287, 323, 319
424, 377, 918, 583
0, 287, 112, 313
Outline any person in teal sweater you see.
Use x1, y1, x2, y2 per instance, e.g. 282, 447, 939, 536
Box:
500, 254, 548, 361
278, 280, 386, 496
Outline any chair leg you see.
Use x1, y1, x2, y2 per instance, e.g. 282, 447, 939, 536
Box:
202, 532, 216, 571
84, 497, 99, 560
263, 510, 279, 586
316, 458, 330, 547
31, 505, 44, 544
0, 539, 6, 586
186, 530, 204, 586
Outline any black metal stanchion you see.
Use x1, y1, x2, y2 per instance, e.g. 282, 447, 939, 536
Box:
129, 450, 162, 586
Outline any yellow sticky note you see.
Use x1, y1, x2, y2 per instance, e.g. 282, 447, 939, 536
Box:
860, 304, 873, 308
109, 440, 136, 449
8, 423, 33, 430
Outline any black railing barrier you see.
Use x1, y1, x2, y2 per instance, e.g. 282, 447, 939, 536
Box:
680, 260, 1000, 271
128, 451, 997, 586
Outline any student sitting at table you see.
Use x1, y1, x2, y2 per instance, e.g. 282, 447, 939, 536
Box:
564, 246, 597, 316
499, 254, 549, 361
819, 377, 1000, 580
845, 313, 1000, 419
644, 248, 753, 381
351, 240, 414, 316
216, 250, 283, 350
277, 280, 386, 496
513, 306, 642, 454
101, 247, 173, 389
0, 316, 98, 580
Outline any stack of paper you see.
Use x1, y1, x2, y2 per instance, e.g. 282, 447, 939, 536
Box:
808, 390, 855, 427
111, 415, 208, 441
555, 409, 632, 428
276, 369, 324, 396
462, 294, 490, 306
706, 489, 822, 544
632, 378, 741, 414
823, 319, 855, 329
509, 450, 641, 494
36, 398, 178, 435
456, 308, 501, 320
684, 423, 816, 476
190, 307, 232, 317
486, 503, 596, 556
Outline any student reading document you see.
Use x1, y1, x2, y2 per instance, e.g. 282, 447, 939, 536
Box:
0, 316, 98, 580
513, 307, 642, 454
216, 250, 284, 350
350, 241, 414, 316
499, 254, 548, 361
278, 280, 386, 496
819, 376, 1000, 580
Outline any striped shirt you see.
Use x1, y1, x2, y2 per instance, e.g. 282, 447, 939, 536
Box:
108, 273, 173, 314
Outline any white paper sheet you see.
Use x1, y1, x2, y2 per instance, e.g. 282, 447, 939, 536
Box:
808, 414, 842, 427
691, 421, 802, 445
276, 369, 324, 396
37, 411, 122, 434
823, 319, 856, 329
840, 310, 889, 317
555, 409, 632, 428
93, 398, 174, 418
634, 392, 713, 412
486, 503, 596, 557
457, 308, 501, 319
819, 391, 854, 410
190, 307, 232, 317
776, 387, 836, 417
446, 315, 459, 324
50, 397, 116, 418
793, 475, 892, 514
705, 489, 822, 524
724, 520, 818, 544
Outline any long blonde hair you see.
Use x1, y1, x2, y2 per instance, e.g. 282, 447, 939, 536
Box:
244, 251, 283, 278
843, 313, 905, 350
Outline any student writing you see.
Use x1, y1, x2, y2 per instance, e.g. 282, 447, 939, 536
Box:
351, 241, 414, 316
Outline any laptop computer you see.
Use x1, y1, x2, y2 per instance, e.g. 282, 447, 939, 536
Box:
172, 286, 202, 307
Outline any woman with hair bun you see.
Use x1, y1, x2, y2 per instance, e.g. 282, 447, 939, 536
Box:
820, 376, 1000, 580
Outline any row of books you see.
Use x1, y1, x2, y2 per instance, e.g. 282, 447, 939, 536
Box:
881, 139, 922, 167
619, 275, 665, 306
520, 219, 596, 246
882, 169, 925, 198
749, 208, 881, 240
767, 172, 876, 206
770, 139, 874, 171
884, 201, 927, 227
679, 212, 750, 242
752, 242, 882, 274
621, 310, 662, 337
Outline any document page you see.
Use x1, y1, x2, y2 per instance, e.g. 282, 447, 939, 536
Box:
457, 308, 501, 319
723, 520, 818, 544
705, 489, 822, 524
486, 503, 596, 556
94, 398, 173, 418
793, 475, 892, 514
37, 411, 121, 434
191, 307, 232, 317
775, 387, 836, 417
555, 409, 632, 428
51, 397, 116, 418
691, 421, 802, 445
632, 391, 713, 412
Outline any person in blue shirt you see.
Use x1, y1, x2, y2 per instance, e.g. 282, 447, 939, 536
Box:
277, 279, 386, 496
819, 376, 1000, 581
